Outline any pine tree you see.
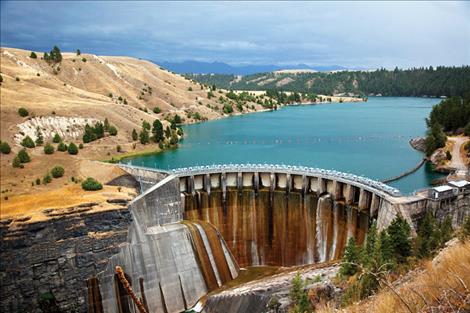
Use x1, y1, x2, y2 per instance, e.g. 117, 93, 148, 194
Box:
379, 231, 394, 269
21, 136, 35, 148
12, 156, 23, 168
35, 127, 44, 145
30, 52, 37, 59
340, 237, 360, 277
131, 129, 138, 141
387, 216, 412, 263
416, 211, 440, 258
139, 128, 150, 144
440, 216, 454, 244
104, 118, 110, 131
363, 221, 378, 267
52, 133, 61, 143
289, 273, 311, 313
152, 119, 164, 142
17, 149, 31, 163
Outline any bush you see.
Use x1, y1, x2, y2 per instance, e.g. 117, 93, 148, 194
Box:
79, 143, 84, 149
57, 142, 67, 152
132, 129, 138, 141
67, 143, 78, 155
81, 177, 103, 191
21, 136, 35, 148
51, 166, 65, 178
42, 173, 52, 185
108, 125, 118, 136
52, 133, 61, 143
153, 107, 161, 114
18, 107, 29, 117
30, 52, 37, 59
116, 145, 121, 152
12, 156, 23, 168
36, 178, 41, 185
81, 58, 87, 62
16, 77, 20, 82
44, 143, 54, 154
17, 149, 31, 163
0, 142, 11, 154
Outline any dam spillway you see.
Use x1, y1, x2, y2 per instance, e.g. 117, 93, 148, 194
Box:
91, 164, 403, 313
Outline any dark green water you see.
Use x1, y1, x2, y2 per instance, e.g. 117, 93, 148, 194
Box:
122, 97, 445, 194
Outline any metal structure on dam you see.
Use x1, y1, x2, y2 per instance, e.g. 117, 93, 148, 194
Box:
88, 164, 408, 313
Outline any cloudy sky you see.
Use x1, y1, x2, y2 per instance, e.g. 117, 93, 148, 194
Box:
1, 1, 469, 68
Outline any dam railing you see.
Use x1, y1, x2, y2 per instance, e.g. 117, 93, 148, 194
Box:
119, 163, 401, 197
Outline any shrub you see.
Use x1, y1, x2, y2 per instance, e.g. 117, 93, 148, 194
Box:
18, 149, 31, 163
12, 156, 23, 168
36, 178, 41, 185
51, 166, 65, 178
81, 58, 87, 62
52, 133, 61, 143
16, 77, 20, 82
76, 49, 81, 56
57, 142, 67, 151
188, 87, 193, 91
21, 136, 35, 148
0, 142, 11, 154
223, 104, 233, 114
42, 173, 52, 185
81, 177, 103, 191
79, 143, 83, 149
446, 150, 452, 160
142, 120, 151, 130
139, 128, 150, 144
44, 143, 54, 154
153, 107, 161, 114
116, 145, 121, 152
18, 107, 29, 117
67, 143, 78, 155
30, 52, 37, 59
35, 127, 44, 145
132, 129, 138, 141
108, 125, 118, 136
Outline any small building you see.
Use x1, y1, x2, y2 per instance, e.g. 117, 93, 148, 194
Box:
448, 180, 470, 193
428, 185, 457, 200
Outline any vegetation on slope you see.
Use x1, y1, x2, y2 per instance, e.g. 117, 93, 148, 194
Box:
186, 66, 470, 97
424, 94, 470, 156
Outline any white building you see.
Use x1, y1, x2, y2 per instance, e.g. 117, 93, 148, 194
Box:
428, 185, 458, 200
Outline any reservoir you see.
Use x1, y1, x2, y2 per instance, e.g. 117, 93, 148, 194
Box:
122, 97, 444, 194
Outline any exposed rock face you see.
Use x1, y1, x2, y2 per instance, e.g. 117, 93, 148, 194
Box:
203, 264, 340, 313
409, 137, 426, 152
0, 208, 132, 313
15, 116, 98, 145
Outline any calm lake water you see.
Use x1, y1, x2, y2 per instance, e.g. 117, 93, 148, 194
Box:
122, 97, 445, 194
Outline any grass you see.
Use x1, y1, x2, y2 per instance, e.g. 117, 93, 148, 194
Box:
317, 240, 470, 313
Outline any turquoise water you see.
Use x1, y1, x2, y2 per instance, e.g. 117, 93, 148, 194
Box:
122, 97, 445, 194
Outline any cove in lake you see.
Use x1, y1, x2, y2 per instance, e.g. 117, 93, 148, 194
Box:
122, 97, 445, 194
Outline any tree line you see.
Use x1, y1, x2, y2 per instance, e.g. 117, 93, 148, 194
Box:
185, 66, 470, 98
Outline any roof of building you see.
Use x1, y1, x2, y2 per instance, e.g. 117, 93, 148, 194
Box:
448, 180, 470, 188
433, 185, 455, 192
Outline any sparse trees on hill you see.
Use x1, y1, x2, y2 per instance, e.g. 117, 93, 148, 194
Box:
82, 177, 103, 191
0, 142, 11, 154
44, 46, 62, 63
18, 107, 29, 117
44, 143, 54, 154
53, 133, 62, 143
17, 149, 31, 163
132, 129, 138, 141
35, 127, 44, 145
21, 136, 35, 148
152, 120, 164, 142
67, 143, 78, 155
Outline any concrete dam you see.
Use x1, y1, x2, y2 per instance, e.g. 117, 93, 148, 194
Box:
90, 164, 405, 313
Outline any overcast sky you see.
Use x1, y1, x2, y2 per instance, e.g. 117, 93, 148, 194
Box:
1, 1, 469, 68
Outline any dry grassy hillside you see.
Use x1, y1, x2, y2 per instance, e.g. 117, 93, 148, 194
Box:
0, 47, 263, 200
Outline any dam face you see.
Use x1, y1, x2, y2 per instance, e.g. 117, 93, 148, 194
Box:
91, 165, 401, 313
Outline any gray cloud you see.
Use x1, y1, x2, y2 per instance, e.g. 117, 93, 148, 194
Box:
1, 1, 469, 68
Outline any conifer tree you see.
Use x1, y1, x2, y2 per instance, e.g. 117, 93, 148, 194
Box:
139, 128, 150, 144
35, 127, 44, 145
131, 129, 138, 141
440, 216, 454, 244
152, 120, 164, 142
340, 237, 360, 277
387, 216, 412, 263
52, 133, 61, 143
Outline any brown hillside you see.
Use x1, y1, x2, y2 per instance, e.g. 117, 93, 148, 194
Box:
0, 47, 263, 200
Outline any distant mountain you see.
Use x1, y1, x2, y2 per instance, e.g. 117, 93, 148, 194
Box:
157, 60, 348, 75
